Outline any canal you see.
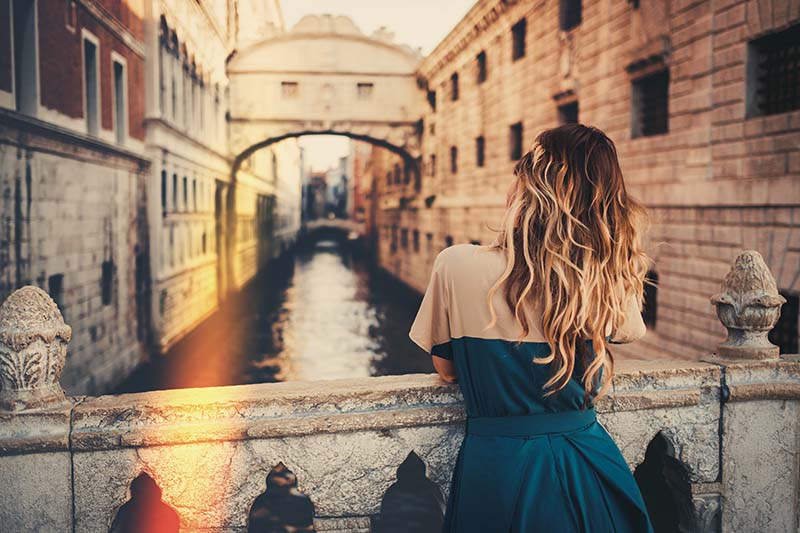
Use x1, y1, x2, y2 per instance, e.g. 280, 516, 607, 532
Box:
117, 237, 433, 393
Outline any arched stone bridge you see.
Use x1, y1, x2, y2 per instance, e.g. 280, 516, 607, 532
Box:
227, 14, 424, 166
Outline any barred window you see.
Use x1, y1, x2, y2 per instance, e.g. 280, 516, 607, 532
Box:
512, 19, 527, 61
558, 101, 579, 124
477, 51, 487, 83
509, 122, 523, 160
560, 0, 582, 31
476, 136, 485, 167
769, 291, 798, 354
632, 70, 669, 138
747, 24, 800, 117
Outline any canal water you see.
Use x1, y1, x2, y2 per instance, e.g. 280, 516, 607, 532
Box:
117, 238, 433, 393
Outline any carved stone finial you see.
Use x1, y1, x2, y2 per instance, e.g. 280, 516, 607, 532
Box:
710, 251, 786, 360
0, 286, 72, 411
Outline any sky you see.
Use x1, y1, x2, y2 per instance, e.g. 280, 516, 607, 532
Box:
281, 0, 476, 171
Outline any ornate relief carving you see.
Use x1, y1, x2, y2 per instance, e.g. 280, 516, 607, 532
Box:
711, 251, 786, 360
0, 286, 71, 411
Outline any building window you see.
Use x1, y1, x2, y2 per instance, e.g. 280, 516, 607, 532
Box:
391, 225, 398, 253
161, 170, 167, 215
101, 260, 114, 305
512, 18, 527, 61
445, 236, 454, 248
477, 51, 487, 83
427, 89, 437, 111
12, 0, 38, 115
769, 291, 798, 354
394, 163, 402, 184
509, 122, 523, 160
430, 154, 437, 177
476, 136, 485, 167
450, 146, 458, 173
65, 0, 77, 31
413, 230, 420, 252
558, 101, 579, 124
746, 24, 800, 117
404, 161, 412, 184
451, 72, 459, 101
357, 82, 374, 99
113, 59, 126, 143
642, 270, 658, 328
182, 176, 188, 210
401, 228, 409, 249
48, 274, 65, 319
632, 70, 669, 138
386, 172, 391, 186
192, 179, 197, 211
172, 174, 178, 211
281, 81, 299, 98
83, 36, 100, 135
560, 0, 582, 31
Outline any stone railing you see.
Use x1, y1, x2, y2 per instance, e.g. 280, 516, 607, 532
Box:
0, 251, 798, 533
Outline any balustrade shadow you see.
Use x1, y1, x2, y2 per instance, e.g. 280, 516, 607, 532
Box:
109, 473, 180, 533
634, 432, 694, 533
372, 451, 445, 533
247, 462, 316, 532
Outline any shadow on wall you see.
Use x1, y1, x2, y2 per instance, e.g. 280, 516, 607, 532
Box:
110, 472, 180, 533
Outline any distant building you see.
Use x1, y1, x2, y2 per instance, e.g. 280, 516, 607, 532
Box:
0, 0, 150, 393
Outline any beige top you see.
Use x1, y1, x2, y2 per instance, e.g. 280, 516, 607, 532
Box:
409, 244, 646, 353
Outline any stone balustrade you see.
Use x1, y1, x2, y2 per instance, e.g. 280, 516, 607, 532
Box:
0, 251, 798, 532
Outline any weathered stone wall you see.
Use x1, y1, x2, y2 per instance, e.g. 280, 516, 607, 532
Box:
1, 360, 798, 531
373, 0, 800, 360
0, 112, 150, 395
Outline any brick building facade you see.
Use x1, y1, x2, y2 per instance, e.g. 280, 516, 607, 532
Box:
0, 0, 150, 392
373, 0, 800, 360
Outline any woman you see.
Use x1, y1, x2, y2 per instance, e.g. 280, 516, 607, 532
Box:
409, 124, 654, 532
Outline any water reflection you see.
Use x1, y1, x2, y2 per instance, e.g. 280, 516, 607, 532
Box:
118, 239, 432, 393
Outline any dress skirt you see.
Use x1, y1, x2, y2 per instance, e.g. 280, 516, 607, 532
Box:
442, 410, 653, 533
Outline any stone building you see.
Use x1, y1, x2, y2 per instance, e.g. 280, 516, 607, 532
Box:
374, 0, 800, 360
0, 0, 151, 393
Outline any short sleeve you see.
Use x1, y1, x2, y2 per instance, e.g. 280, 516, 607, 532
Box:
608, 287, 647, 344
409, 253, 453, 359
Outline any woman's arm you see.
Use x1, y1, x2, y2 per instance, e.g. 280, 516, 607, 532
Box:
432, 355, 458, 383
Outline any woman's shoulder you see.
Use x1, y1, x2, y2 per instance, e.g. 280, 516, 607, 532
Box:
433, 243, 506, 289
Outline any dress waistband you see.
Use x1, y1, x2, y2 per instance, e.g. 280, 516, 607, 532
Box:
466, 409, 596, 437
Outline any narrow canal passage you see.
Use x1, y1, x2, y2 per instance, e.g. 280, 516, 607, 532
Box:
118, 238, 433, 393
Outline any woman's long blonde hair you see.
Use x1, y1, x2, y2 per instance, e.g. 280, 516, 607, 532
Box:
487, 124, 650, 403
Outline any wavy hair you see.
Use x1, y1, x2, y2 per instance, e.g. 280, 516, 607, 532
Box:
487, 124, 650, 403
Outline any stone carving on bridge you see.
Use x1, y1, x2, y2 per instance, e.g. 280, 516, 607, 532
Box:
0, 285, 71, 411
710, 250, 786, 360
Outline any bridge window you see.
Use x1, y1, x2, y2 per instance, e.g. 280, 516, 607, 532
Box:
558, 101, 579, 124
632, 70, 669, 138
427, 89, 436, 111
357, 82, 374, 99
512, 18, 527, 61
510, 122, 523, 160
373, 452, 444, 532
450, 72, 459, 101
111, 473, 179, 533
746, 24, 800, 117
450, 146, 458, 174
281, 81, 299, 99
560, 0, 582, 31
477, 51, 487, 83
248, 464, 314, 532
476, 136, 485, 167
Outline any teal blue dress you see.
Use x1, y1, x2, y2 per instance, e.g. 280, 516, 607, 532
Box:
434, 338, 653, 533
408, 244, 654, 533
